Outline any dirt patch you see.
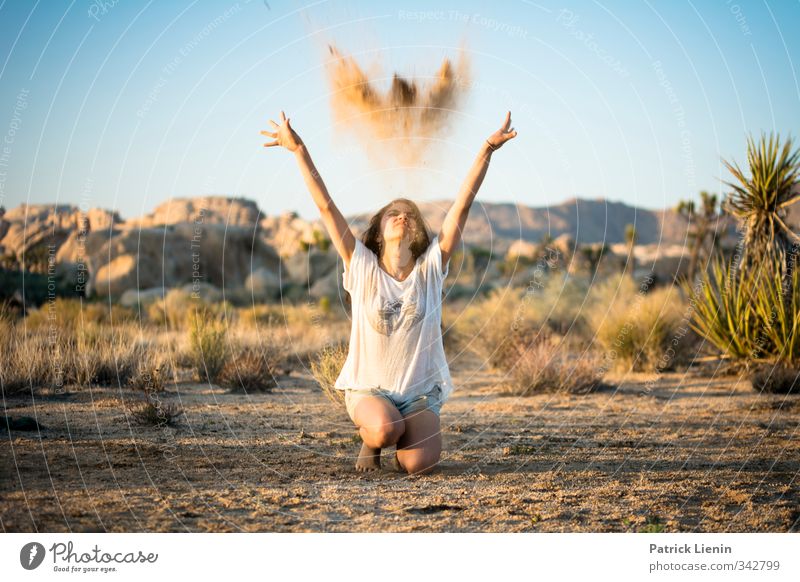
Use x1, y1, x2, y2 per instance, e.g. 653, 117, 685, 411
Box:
2, 359, 798, 532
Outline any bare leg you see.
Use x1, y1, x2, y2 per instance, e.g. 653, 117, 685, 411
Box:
395, 409, 442, 475
351, 395, 405, 472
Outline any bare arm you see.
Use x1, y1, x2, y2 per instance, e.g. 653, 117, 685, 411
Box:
262, 111, 356, 267
438, 111, 518, 265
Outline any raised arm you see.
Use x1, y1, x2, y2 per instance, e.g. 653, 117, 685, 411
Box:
438, 111, 518, 265
261, 111, 356, 267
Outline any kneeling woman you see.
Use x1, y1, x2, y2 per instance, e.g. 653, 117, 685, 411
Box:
262, 110, 517, 474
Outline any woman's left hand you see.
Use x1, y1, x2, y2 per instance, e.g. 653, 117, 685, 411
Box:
486, 111, 518, 150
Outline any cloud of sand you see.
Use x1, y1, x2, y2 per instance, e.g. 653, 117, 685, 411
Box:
324, 45, 470, 166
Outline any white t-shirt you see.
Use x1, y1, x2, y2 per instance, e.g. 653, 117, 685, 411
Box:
334, 234, 453, 403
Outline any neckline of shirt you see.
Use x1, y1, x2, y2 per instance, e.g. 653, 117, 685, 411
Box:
377, 258, 421, 284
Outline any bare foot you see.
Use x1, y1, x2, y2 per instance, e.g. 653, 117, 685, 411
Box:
355, 442, 381, 472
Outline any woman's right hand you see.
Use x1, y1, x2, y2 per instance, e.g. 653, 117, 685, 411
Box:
261, 110, 303, 152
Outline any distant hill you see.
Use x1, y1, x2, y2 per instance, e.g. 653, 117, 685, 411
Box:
346, 196, 743, 254
2, 194, 795, 301
0, 194, 761, 259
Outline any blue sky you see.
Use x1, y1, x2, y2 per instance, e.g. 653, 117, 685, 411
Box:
0, 0, 797, 221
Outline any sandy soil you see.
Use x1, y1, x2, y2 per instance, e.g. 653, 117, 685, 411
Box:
2, 356, 798, 532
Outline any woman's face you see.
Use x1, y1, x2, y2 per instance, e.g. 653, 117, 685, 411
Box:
380, 202, 417, 244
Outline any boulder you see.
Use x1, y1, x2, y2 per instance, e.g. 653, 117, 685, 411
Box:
120, 286, 167, 308
309, 267, 344, 299
133, 196, 261, 228
0, 204, 119, 257
282, 248, 339, 286
181, 282, 222, 302
75, 224, 281, 298
244, 267, 282, 300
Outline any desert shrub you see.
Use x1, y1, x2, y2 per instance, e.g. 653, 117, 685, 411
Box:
128, 348, 176, 392
0, 329, 61, 394
147, 289, 234, 331
188, 308, 228, 383
64, 324, 150, 387
505, 330, 604, 396
128, 392, 184, 427
81, 301, 138, 325
219, 341, 281, 393
587, 274, 693, 372
23, 297, 82, 329
441, 300, 463, 353
238, 304, 286, 328
22, 297, 137, 329
237, 302, 322, 329
525, 273, 593, 339
449, 274, 597, 368
310, 343, 348, 406
449, 287, 539, 369
749, 364, 800, 394
146, 289, 194, 329
1, 318, 161, 392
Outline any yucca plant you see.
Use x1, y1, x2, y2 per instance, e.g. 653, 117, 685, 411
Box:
680, 252, 760, 360
749, 256, 800, 364
685, 133, 800, 370
682, 250, 800, 365
721, 132, 800, 275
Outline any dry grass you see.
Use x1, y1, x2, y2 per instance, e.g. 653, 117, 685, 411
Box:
127, 393, 184, 427
447, 287, 537, 369
219, 340, 282, 393
446, 274, 618, 370
0, 328, 61, 394
505, 331, 605, 396
310, 343, 348, 406
587, 275, 696, 372
750, 364, 800, 394
188, 309, 229, 383
23, 297, 138, 329
127, 348, 177, 392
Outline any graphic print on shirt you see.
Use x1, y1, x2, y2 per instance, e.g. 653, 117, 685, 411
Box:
365, 275, 426, 336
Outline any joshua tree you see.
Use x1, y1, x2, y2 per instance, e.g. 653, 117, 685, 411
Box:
721, 132, 800, 278
676, 190, 721, 281
559, 235, 577, 271
580, 243, 608, 278
624, 223, 637, 278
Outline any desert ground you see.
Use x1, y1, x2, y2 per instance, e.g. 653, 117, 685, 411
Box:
3, 352, 798, 533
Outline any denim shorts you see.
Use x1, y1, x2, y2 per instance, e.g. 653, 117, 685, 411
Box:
345, 383, 443, 422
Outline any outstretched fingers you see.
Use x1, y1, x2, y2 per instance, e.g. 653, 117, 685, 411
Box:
501, 110, 511, 131
263, 140, 279, 147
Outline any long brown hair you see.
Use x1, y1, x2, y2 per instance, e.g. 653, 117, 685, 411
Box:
361, 198, 431, 261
